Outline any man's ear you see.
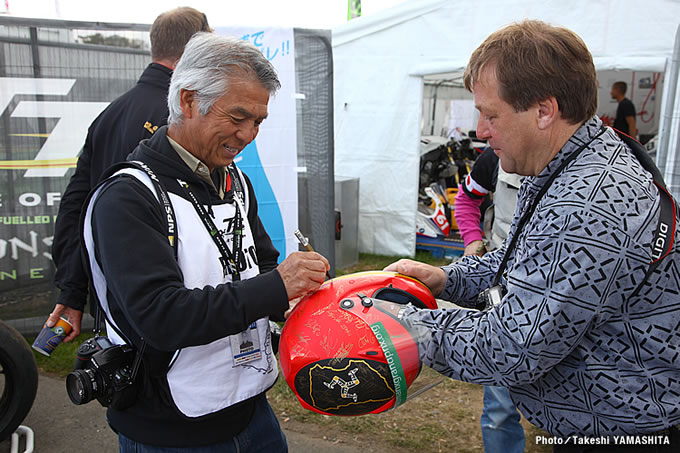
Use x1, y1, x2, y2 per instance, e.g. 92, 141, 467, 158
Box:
536, 96, 559, 130
179, 89, 197, 119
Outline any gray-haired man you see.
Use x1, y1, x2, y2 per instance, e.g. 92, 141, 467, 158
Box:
81, 33, 328, 452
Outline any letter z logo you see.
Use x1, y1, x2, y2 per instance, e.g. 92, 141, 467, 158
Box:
0, 77, 109, 177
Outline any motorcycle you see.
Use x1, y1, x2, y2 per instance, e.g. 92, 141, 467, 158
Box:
417, 184, 452, 238
418, 134, 482, 238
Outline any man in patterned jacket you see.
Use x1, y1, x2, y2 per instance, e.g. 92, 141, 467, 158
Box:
387, 20, 679, 451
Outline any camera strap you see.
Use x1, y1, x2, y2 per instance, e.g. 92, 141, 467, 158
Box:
128, 160, 179, 258
176, 164, 245, 281
129, 340, 145, 383
83, 160, 178, 339
491, 126, 677, 298
617, 132, 677, 298
81, 159, 182, 385
114, 161, 176, 384
491, 125, 606, 287
93, 295, 104, 336
228, 163, 245, 204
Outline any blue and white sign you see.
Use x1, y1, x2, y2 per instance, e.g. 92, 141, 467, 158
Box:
217, 26, 298, 261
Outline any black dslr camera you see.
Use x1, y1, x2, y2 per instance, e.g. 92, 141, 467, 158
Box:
66, 336, 138, 409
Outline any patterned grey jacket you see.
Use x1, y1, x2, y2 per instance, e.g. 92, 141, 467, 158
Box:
406, 116, 680, 437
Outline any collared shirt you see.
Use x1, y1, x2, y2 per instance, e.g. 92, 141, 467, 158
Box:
167, 135, 226, 199
406, 116, 680, 438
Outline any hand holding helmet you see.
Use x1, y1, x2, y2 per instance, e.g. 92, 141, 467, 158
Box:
383, 259, 446, 296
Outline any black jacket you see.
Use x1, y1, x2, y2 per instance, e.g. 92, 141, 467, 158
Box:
53, 63, 173, 311
89, 127, 288, 446
461, 146, 499, 200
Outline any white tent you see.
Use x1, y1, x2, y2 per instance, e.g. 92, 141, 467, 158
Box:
333, 0, 680, 256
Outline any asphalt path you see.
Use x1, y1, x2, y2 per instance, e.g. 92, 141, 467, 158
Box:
0, 373, 358, 453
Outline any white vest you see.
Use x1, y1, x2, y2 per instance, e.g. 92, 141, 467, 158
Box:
82, 167, 278, 418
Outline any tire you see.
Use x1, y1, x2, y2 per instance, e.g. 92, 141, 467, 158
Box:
0, 319, 39, 441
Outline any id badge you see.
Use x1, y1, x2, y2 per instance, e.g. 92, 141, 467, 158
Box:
231, 322, 262, 366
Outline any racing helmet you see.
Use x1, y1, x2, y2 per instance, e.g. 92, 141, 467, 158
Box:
279, 271, 437, 416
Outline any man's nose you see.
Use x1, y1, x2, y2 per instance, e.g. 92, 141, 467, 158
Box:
476, 118, 491, 141
236, 123, 258, 144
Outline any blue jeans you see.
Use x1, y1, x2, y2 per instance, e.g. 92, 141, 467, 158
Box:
481, 386, 525, 453
118, 397, 287, 452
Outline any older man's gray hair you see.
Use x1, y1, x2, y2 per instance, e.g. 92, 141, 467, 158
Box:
167, 33, 281, 125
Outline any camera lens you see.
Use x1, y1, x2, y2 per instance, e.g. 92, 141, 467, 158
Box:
66, 368, 102, 405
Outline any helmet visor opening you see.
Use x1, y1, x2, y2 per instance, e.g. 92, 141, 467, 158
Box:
372, 286, 430, 309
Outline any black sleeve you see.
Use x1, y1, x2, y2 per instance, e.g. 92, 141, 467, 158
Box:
52, 126, 96, 311
242, 173, 280, 274
90, 178, 289, 352
462, 146, 499, 199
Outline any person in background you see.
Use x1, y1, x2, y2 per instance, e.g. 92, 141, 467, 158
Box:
611, 81, 637, 137
48, 7, 211, 339
455, 146, 524, 256
387, 20, 679, 452
454, 146, 525, 453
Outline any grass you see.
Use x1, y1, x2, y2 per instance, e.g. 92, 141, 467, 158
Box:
335, 250, 451, 276
25, 251, 552, 452
269, 365, 488, 452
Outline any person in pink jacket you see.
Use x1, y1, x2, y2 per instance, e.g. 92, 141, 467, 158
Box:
454, 145, 525, 453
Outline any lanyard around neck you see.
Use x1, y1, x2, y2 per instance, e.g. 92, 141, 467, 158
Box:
176, 168, 245, 281
491, 126, 606, 287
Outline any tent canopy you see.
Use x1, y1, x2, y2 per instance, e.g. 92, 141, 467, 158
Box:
333, 0, 680, 256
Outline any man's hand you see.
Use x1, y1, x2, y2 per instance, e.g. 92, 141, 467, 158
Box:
45, 304, 83, 342
277, 251, 330, 302
384, 259, 446, 297
626, 116, 637, 139
464, 240, 486, 257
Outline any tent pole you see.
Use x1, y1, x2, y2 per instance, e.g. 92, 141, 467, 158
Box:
657, 24, 680, 196
430, 84, 438, 135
